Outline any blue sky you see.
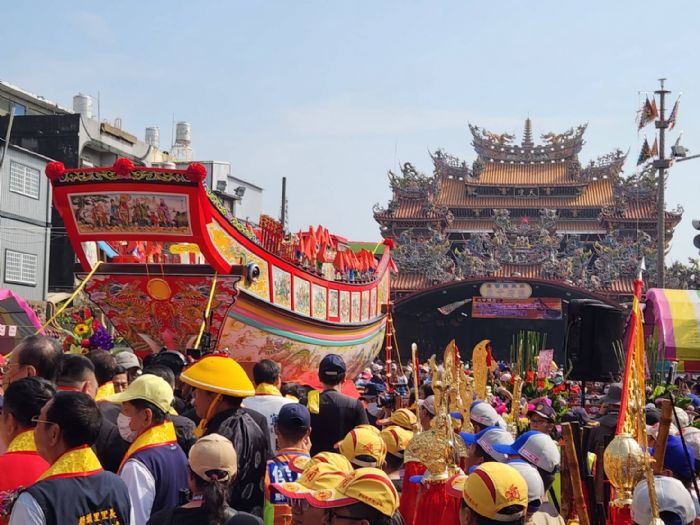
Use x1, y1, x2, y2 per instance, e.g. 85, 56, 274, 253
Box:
5, 1, 700, 262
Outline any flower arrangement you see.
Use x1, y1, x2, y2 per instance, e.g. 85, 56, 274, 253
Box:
62, 307, 114, 354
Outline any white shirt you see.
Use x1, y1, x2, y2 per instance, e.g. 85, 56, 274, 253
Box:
120, 458, 156, 525
10, 491, 136, 525
242, 394, 294, 453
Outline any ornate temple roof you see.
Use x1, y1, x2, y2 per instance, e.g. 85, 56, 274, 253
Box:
434, 177, 616, 209
377, 117, 682, 302
469, 119, 586, 163
469, 163, 573, 186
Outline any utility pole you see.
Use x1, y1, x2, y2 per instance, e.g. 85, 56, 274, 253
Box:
280, 176, 287, 231
654, 78, 671, 288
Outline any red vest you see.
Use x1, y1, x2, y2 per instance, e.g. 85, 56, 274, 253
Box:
0, 430, 48, 525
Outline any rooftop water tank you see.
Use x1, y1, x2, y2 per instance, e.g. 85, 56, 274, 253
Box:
73, 93, 93, 119
175, 122, 191, 145
145, 127, 160, 148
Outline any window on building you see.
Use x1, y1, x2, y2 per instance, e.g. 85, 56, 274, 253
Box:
12, 103, 26, 116
4, 250, 38, 286
9, 161, 40, 199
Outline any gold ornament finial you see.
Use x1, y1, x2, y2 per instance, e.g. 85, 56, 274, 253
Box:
404, 340, 468, 481
603, 433, 646, 507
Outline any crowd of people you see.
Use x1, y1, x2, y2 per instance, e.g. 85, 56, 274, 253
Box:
0, 335, 699, 525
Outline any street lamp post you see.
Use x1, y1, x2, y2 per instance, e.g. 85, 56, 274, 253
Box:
653, 79, 671, 288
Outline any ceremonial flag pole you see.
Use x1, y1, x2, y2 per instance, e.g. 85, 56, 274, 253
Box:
606, 264, 661, 525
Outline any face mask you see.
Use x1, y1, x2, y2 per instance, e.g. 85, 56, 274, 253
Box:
117, 413, 137, 443
367, 402, 380, 417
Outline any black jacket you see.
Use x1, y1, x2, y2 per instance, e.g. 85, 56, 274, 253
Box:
205, 407, 269, 517
93, 417, 129, 473
587, 411, 619, 454
309, 389, 368, 455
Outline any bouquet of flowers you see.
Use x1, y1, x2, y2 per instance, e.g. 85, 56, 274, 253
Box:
61, 306, 114, 353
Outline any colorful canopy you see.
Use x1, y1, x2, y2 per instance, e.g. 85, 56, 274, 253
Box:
645, 288, 700, 372
0, 289, 43, 355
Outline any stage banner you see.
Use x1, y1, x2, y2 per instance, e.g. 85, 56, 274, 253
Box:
537, 349, 554, 378
472, 297, 562, 321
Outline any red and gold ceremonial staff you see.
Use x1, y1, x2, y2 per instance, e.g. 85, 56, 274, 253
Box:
399, 343, 425, 525
604, 272, 661, 525
406, 341, 467, 525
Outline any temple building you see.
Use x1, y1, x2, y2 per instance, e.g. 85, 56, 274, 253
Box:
374, 119, 682, 303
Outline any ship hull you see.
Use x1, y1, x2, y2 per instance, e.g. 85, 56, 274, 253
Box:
49, 161, 393, 380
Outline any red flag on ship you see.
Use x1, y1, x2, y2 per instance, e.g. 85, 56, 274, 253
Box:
650, 138, 658, 158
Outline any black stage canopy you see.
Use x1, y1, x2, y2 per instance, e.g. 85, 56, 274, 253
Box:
391, 277, 621, 365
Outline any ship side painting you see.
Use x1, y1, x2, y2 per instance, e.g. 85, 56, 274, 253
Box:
69, 192, 191, 235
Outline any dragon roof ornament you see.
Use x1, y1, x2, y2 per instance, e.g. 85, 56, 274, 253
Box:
469, 120, 587, 163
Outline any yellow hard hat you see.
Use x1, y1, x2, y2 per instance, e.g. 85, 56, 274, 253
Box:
180, 354, 254, 397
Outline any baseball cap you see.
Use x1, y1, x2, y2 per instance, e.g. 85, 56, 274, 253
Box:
115, 351, 141, 370
355, 424, 381, 435
106, 374, 173, 413
492, 431, 561, 473
189, 434, 237, 482
277, 403, 310, 432
460, 463, 528, 521
381, 425, 414, 458
319, 354, 346, 382
673, 407, 691, 428
152, 350, 188, 377
645, 407, 661, 425
289, 451, 353, 474
653, 435, 696, 481
273, 462, 349, 500
683, 427, 700, 461
420, 395, 436, 416
647, 422, 679, 440
632, 476, 696, 525
527, 399, 556, 422
471, 401, 507, 430
337, 426, 387, 468
306, 467, 400, 517
361, 382, 385, 397
377, 408, 417, 430
460, 426, 514, 463
180, 354, 254, 397
507, 460, 545, 510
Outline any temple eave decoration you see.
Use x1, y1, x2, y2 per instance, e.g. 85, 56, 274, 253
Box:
377, 118, 681, 302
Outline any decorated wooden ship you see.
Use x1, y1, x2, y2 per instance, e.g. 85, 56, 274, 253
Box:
45, 158, 393, 381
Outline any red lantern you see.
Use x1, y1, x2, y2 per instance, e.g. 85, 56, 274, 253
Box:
185, 163, 207, 182
45, 161, 65, 180
113, 157, 135, 177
